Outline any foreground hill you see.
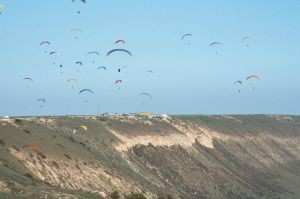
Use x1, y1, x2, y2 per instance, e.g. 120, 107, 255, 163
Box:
0, 114, 299, 199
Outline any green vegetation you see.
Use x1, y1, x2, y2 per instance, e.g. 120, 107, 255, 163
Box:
109, 190, 121, 199
125, 192, 147, 199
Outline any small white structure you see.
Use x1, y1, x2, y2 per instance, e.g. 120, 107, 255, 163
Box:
161, 114, 171, 120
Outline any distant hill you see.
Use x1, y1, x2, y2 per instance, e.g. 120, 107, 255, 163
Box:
0, 114, 299, 199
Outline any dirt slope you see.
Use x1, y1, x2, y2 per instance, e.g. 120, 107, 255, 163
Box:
0, 115, 299, 199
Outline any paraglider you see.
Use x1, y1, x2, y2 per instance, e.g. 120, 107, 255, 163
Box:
23, 78, 33, 88
139, 93, 152, 105
241, 36, 253, 47
234, 81, 242, 93
145, 70, 154, 74
73, 125, 87, 133
88, 51, 100, 64
71, 0, 86, 14
181, 34, 192, 44
71, 28, 82, 39
68, 78, 79, 88
75, 61, 83, 71
79, 89, 94, 103
246, 75, 260, 90
38, 99, 46, 108
98, 66, 107, 75
209, 42, 222, 54
23, 144, 42, 155
106, 49, 132, 57
115, 40, 126, 44
115, 80, 122, 89
40, 41, 51, 46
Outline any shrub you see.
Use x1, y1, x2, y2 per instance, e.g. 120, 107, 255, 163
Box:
24, 173, 33, 179
110, 190, 121, 199
64, 154, 72, 160
14, 119, 22, 123
52, 161, 60, 169
157, 193, 173, 199
0, 139, 5, 146
98, 117, 107, 122
125, 192, 147, 199
23, 130, 31, 135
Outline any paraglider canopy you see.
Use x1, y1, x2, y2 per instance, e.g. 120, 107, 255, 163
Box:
71, 28, 82, 32
73, 125, 87, 133
0, 3, 4, 15
23, 77, 33, 88
139, 93, 152, 100
87, 51, 100, 56
79, 89, 94, 95
68, 78, 79, 83
209, 42, 222, 46
138, 112, 152, 116
242, 36, 252, 42
106, 49, 132, 57
38, 99, 46, 103
115, 40, 126, 44
75, 61, 83, 66
145, 70, 154, 74
234, 80, 242, 85
115, 80, 122, 84
246, 75, 260, 80
98, 66, 107, 70
115, 80, 122, 89
49, 51, 58, 55
40, 41, 51, 46
23, 144, 42, 155
72, 0, 86, 3
181, 34, 192, 40
23, 77, 33, 82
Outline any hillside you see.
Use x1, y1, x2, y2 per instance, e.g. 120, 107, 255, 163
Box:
0, 114, 299, 199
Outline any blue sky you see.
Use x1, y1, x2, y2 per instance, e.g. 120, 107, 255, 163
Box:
0, 0, 300, 116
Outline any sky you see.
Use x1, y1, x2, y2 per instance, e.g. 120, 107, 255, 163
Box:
0, 0, 300, 116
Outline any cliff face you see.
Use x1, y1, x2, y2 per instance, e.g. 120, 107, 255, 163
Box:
0, 115, 300, 199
